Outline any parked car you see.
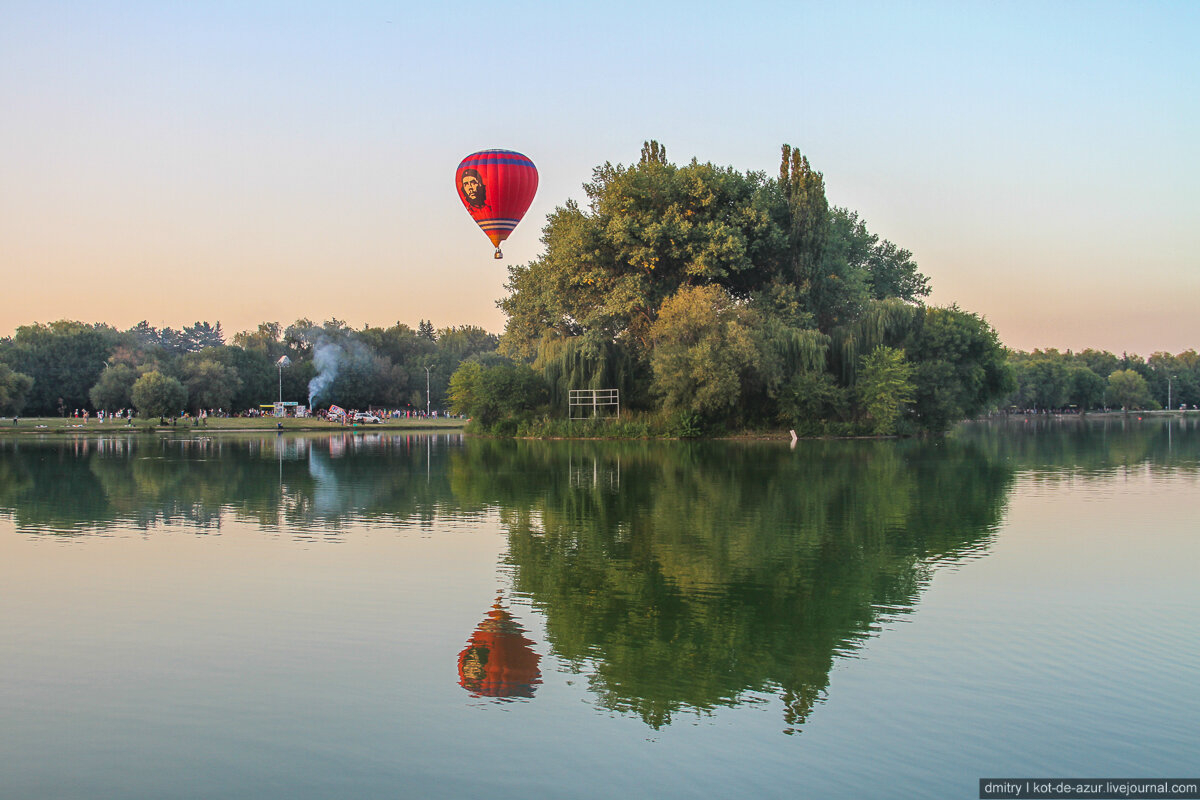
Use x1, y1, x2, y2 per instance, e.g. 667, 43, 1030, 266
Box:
353, 412, 381, 424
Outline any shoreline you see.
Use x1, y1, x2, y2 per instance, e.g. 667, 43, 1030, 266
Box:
0, 417, 468, 437
2, 409, 1194, 441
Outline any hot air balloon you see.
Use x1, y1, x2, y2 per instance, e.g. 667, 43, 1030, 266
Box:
455, 149, 538, 259
457, 598, 542, 698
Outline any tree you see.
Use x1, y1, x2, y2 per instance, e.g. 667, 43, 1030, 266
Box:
179, 357, 242, 412
856, 346, 915, 434
777, 371, 848, 428
536, 335, 647, 413
448, 359, 548, 426
0, 363, 35, 415
779, 144, 831, 325
905, 307, 1014, 431
1066, 365, 1106, 411
204, 345, 278, 411
283, 318, 317, 356
89, 364, 138, 412
130, 371, 187, 418
232, 322, 285, 359
182, 321, 224, 352
4, 321, 120, 414
1106, 369, 1153, 411
499, 145, 788, 358
128, 321, 161, 348
648, 285, 759, 420
1016, 355, 1070, 411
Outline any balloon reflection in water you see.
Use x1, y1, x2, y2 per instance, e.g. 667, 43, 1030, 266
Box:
458, 598, 542, 698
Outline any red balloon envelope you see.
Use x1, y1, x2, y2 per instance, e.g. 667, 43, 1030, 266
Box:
457, 599, 542, 698
455, 149, 538, 259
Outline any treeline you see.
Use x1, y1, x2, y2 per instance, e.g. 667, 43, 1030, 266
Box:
0, 318, 499, 418
449, 141, 1014, 435
1003, 348, 1199, 412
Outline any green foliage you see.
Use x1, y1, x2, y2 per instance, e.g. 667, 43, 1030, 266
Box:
1106, 369, 1154, 411
179, 357, 242, 412
89, 364, 137, 411
536, 334, 645, 411
3, 321, 120, 415
207, 346, 280, 411
779, 144, 831, 324
130, 371, 187, 418
0, 315, 501, 417
1077, 348, 1120, 379
0, 363, 35, 414
448, 359, 549, 426
1004, 347, 1200, 413
1066, 365, 1107, 411
477, 436, 1014, 728
499, 147, 789, 357
829, 299, 920, 384
1014, 356, 1070, 411
748, 318, 829, 402
777, 371, 850, 428
231, 322, 286, 359
668, 411, 703, 438
856, 346, 915, 435
648, 285, 759, 419
512, 414, 655, 439
494, 141, 976, 434
904, 307, 1014, 431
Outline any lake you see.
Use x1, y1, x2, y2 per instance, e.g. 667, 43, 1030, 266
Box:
1, 418, 1197, 799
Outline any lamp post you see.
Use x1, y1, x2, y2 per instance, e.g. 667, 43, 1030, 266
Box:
1168, 375, 1176, 411
424, 365, 434, 416
277, 355, 291, 404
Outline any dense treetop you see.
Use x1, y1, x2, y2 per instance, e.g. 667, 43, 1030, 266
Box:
0, 317, 493, 418
465, 142, 1005, 434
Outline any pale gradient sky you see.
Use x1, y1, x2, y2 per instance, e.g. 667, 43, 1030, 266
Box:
2, 0, 1196, 354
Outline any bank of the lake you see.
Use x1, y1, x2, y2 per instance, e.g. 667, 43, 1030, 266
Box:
0, 416, 467, 437
4, 409, 1197, 441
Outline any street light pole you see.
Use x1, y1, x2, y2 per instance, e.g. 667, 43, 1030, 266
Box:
1168, 375, 1176, 411
276, 355, 291, 406
425, 365, 433, 416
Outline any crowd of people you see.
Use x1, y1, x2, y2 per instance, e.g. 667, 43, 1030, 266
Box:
11, 407, 465, 426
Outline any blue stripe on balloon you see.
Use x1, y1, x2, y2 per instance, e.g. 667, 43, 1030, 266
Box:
460, 162, 533, 170
459, 157, 534, 168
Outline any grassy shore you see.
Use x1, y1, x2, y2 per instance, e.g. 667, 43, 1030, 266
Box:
0, 416, 467, 436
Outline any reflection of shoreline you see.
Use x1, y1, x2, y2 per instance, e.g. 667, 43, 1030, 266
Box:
0, 432, 466, 534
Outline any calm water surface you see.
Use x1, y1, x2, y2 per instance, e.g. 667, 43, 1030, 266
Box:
1, 419, 1197, 799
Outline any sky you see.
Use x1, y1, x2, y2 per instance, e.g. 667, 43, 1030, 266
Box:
1, 0, 1196, 355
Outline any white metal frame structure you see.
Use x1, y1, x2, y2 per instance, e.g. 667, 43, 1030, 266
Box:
569, 388, 620, 420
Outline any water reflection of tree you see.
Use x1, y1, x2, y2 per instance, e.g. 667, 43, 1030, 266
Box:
0, 434, 468, 534
2, 420, 1191, 537
451, 438, 1016, 731
2, 423, 1195, 731
956, 416, 1200, 479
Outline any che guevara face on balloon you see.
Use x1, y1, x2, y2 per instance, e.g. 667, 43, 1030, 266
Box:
460, 169, 487, 212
